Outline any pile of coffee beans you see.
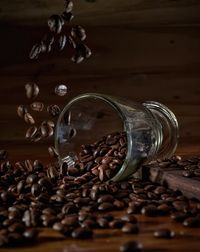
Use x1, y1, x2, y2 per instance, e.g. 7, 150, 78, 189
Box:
1, 147, 200, 248
63, 131, 127, 182
29, 0, 92, 63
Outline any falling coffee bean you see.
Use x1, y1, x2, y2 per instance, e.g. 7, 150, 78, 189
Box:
25, 126, 38, 140
71, 25, 86, 41
24, 113, 35, 125
48, 146, 59, 158
64, 0, 73, 13
54, 84, 67, 96
47, 105, 61, 117
0, 150, 8, 161
29, 44, 41, 59
17, 105, 28, 118
61, 11, 74, 22
25, 83, 39, 99
30, 102, 44, 112
58, 35, 67, 51
48, 15, 64, 34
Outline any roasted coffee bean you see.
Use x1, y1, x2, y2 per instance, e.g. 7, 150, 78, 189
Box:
54, 84, 67, 96
120, 241, 143, 252
23, 228, 38, 240
17, 105, 28, 118
153, 228, 175, 239
47, 104, 61, 117
26, 174, 38, 184
25, 126, 38, 140
31, 184, 41, 197
41, 33, 55, 52
30, 102, 44, 112
64, 0, 73, 13
8, 223, 25, 233
183, 217, 200, 227
121, 215, 138, 224
0, 150, 8, 160
98, 202, 113, 211
141, 205, 158, 217
61, 11, 74, 22
48, 146, 59, 159
25, 83, 39, 99
77, 43, 92, 59
97, 218, 109, 228
71, 25, 86, 41
122, 223, 139, 234
48, 15, 64, 34
24, 113, 35, 125
182, 170, 194, 178
71, 53, 84, 64
58, 34, 67, 51
24, 159, 33, 172
97, 194, 114, 203
29, 44, 41, 59
40, 122, 54, 138
71, 227, 93, 239
109, 219, 125, 229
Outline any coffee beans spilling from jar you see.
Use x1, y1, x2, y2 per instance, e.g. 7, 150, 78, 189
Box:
1, 151, 200, 247
29, 0, 92, 63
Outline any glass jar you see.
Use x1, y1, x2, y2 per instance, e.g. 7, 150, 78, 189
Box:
55, 93, 179, 181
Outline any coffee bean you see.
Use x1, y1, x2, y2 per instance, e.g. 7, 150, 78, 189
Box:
47, 104, 61, 117
97, 194, 114, 203
61, 11, 74, 22
24, 113, 35, 125
25, 83, 39, 99
120, 241, 143, 252
17, 105, 28, 118
183, 217, 200, 227
30, 102, 44, 112
25, 126, 38, 140
41, 33, 55, 53
0, 150, 8, 161
71, 227, 93, 239
40, 122, 54, 138
64, 0, 73, 13
109, 219, 125, 229
23, 228, 38, 240
29, 44, 41, 59
58, 35, 67, 51
97, 218, 109, 228
153, 228, 175, 239
141, 205, 158, 217
122, 223, 139, 234
54, 84, 67, 96
98, 202, 113, 211
48, 146, 59, 159
48, 15, 64, 34
71, 25, 86, 41
182, 170, 194, 178
121, 215, 138, 224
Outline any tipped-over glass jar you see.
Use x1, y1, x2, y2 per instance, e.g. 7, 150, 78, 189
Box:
55, 93, 179, 182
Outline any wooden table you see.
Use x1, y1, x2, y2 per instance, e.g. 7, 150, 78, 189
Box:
1, 0, 200, 251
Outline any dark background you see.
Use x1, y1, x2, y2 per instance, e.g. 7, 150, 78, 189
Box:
0, 0, 200, 161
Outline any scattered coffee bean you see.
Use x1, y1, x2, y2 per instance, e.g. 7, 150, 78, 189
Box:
122, 223, 139, 234
153, 228, 175, 239
29, 44, 41, 59
71, 227, 93, 239
71, 25, 86, 41
120, 241, 143, 252
25, 126, 38, 140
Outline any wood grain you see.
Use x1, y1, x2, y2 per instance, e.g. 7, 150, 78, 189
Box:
0, 0, 200, 251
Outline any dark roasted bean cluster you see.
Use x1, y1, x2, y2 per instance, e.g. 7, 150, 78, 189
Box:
29, 0, 92, 63
0, 152, 200, 247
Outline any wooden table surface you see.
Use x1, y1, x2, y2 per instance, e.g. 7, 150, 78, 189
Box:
1, 0, 200, 251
